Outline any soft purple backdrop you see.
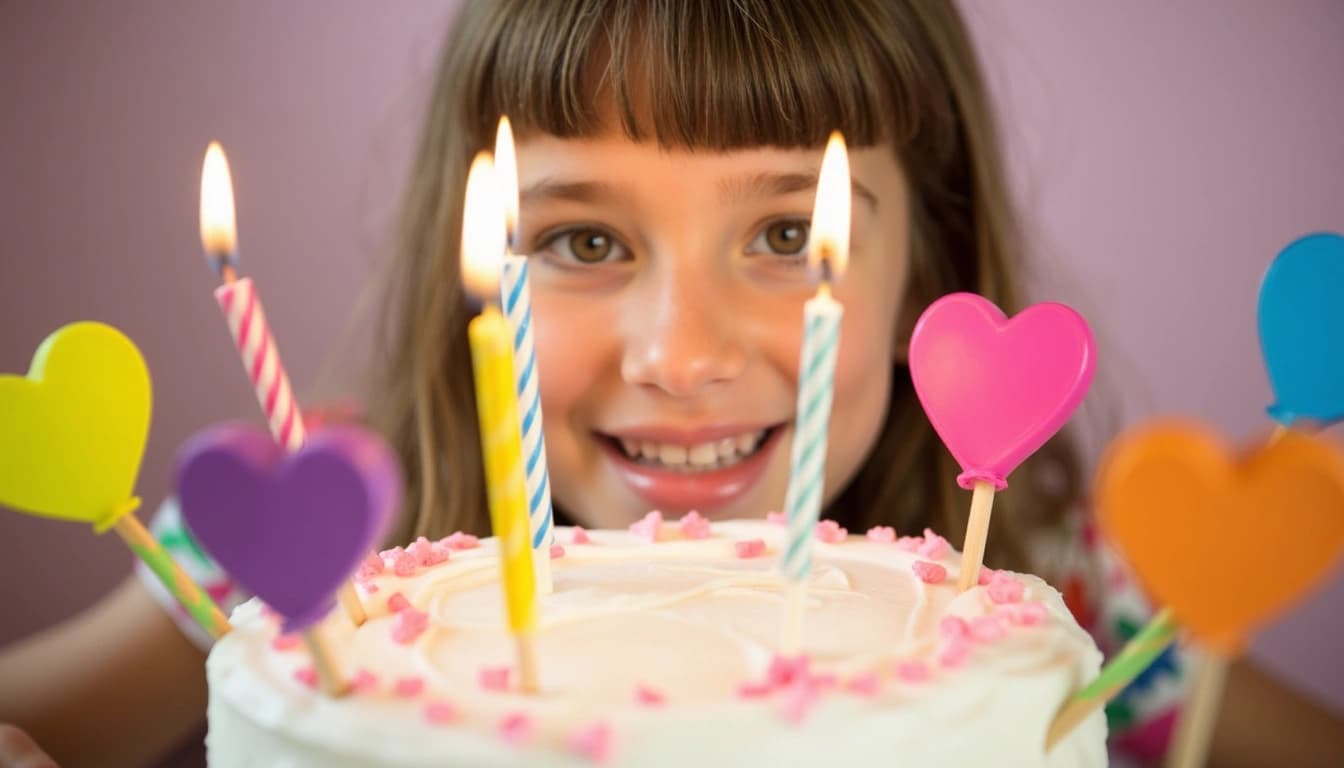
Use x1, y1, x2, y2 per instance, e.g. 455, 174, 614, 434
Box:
2, 1, 1341, 761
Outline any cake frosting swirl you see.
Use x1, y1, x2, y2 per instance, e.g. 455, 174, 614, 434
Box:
206, 518, 1106, 766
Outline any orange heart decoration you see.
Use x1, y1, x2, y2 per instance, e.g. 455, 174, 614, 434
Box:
1097, 420, 1344, 656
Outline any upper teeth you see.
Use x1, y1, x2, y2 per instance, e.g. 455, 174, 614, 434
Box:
618, 430, 767, 471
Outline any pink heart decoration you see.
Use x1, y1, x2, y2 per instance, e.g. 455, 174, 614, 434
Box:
909, 293, 1096, 489
176, 423, 401, 633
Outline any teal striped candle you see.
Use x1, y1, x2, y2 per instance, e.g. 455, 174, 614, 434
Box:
501, 255, 554, 590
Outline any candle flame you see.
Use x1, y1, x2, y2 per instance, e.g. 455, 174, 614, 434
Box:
809, 131, 850, 282
494, 116, 519, 246
199, 141, 237, 257
461, 151, 507, 300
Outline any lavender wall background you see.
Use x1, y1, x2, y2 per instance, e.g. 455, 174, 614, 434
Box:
1, 0, 1340, 760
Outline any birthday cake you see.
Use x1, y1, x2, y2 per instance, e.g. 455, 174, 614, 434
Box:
203, 517, 1106, 767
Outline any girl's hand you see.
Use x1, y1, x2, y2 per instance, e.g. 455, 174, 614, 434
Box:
0, 725, 59, 768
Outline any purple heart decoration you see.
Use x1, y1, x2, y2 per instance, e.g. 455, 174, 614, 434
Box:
176, 423, 401, 633
909, 292, 1096, 490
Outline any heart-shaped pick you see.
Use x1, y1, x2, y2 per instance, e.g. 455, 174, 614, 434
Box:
908, 293, 1096, 489
1257, 231, 1344, 427
1097, 421, 1344, 656
0, 322, 151, 531
177, 423, 401, 633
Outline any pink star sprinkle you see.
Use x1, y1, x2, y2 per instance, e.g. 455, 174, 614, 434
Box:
977, 567, 997, 586
363, 583, 380, 594
629, 511, 664, 542
987, 573, 1026, 604
970, 615, 1008, 643
391, 608, 429, 645
679, 511, 712, 539
939, 638, 972, 668
423, 699, 457, 724
866, 525, 896, 543
938, 615, 970, 640
498, 712, 533, 745
408, 536, 449, 567
998, 600, 1048, 626
355, 552, 385, 582
293, 666, 318, 689
571, 526, 591, 545
895, 535, 922, 552
551, 544, 566, 559
635, 684, 665, 706
440, 532, 480, 551
395, 676, 425, 698
913, 561, 947, 584
351, 668, 380, 695
480, 666, 511, 691
569, 721, 614, 764
847, 672, 882, 696
387, 592, 411, 613
815, 519, 848, 543
767, 654, 811, 688
271, 633, 302, 652
918, 528, 950, 559
737, 680, 773, 698
734, 539, 766, 558
391, 548, 418, 577
896, 661, 930, 683
766, 511, 787, 525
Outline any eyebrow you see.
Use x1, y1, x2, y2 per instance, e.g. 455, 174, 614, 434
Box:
518, 172, 880, 211
518, 179, 622, 207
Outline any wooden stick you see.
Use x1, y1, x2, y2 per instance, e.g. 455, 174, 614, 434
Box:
957, 480, 997, 591
1045, 607, 1178, 750
337, 582, 366, 626
1166, 651, 1228, 768
302, 628, 348, 697
516, 631, 539, 694
113, 514, 231, 639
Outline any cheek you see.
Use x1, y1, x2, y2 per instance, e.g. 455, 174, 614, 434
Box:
532, 294, 610, 415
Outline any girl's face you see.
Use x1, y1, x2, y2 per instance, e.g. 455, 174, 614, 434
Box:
515, 132, 911, 529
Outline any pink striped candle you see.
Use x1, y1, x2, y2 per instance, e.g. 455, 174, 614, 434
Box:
214, 278, 304, 452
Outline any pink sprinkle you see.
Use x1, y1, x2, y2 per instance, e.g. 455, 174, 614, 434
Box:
939, 638, 972, 668
440, 531, 480, 551
895, 535, 923, 552
498, 712, 533, 745
913, 560, 947, 584
767, 654, 811, 688
387, 592, 411, 613
779, 681, 820, 724
977, 567, 998, 586
408, 536, 450, 567
351, 668, 380, 695
847, 672, 882, 696
395, 676, 425, 698
987, 573, 1026, 604
363, 583, 380, 594
569, 721, 614, 764
938, 615, 970, 640
866, 525, 896, 543
635, 684, 665, 706
551, 544, 566, 559
970, 615, 1008, 643
766, 511, 787, 525
423, 699, 457, 724
997, 600, 1049, 626
378, 545, 400, 559
480, 666, 511, 691
737, 680, 773, 698
628, 511, 664, 542
815, 519, 848, 543
734, 538, 766, 558
355, 552, 385, 582
679, 511, 712, 539
811, 672, 838, 690
896, 661, 930, 683
390, 548, 418, 577
271, 633, 302, 651
293, 666, 318, 688
571, 526, 591, 545
391, 608, 429, 644
918, 528, 950, 559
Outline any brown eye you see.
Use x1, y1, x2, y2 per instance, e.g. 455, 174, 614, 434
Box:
569, 229, 612, 263
763, 220, 808, 255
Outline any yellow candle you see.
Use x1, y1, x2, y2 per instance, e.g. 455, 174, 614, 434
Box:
468, 302, 537, 634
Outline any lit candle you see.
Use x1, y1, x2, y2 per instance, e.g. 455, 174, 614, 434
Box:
778, 132, 850, 655
462, 150, 539, 693
494, 116, 555, 594
199, 142, 366, 626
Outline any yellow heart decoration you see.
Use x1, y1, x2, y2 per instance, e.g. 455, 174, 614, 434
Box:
0, 322, 151, 531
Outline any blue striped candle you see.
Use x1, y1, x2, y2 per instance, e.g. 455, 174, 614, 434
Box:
501, 254, 555, 593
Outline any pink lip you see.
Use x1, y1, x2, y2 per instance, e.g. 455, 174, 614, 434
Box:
596, 426, 783, 514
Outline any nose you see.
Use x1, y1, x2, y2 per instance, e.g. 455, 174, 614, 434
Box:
620, 262, 747, 398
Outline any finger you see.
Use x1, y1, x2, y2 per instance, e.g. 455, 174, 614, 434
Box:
0, 725, 60, 768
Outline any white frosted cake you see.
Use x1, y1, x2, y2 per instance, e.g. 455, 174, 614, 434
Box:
205, 517, 1106, 766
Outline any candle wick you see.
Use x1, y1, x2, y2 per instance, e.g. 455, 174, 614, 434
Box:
816, 251, 834, 298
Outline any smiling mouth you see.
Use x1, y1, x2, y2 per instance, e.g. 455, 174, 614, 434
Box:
598, 426, 783, 473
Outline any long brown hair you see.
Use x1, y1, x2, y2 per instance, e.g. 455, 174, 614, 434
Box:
369, 0, 1084, 573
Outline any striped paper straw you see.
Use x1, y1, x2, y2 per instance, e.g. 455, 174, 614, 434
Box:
214, 277, 304, 452
501, 255, 554, 586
